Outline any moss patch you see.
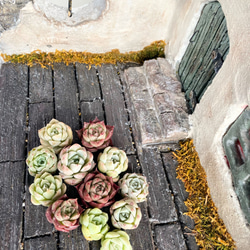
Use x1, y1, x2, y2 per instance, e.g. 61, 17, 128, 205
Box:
173, 139, 236, 249
1, 40, 166, 68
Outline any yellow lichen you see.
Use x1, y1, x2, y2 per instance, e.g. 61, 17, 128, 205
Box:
1, 40, 166, 68
173, 139, 236, 250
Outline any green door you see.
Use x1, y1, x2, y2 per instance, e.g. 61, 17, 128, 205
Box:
178, 1, 229, 112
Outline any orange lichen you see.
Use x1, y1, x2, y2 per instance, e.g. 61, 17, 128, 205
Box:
173, 139, 236, 250
1, 40, 166, 68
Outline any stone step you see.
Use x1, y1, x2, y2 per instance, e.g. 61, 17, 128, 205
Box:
122, 58, 190, 147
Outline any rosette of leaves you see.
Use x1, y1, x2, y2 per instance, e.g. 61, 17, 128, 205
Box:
46, 195, 83, 232
26, 145, 57, 176
76, 117, 114, 152
38, 119, 73, 154
57, 143, 95, 185
80, 208, 109, 241
98, 146, 128, 182
118, 173, 149, 203
110, 198, 142, 230
76, 170, 119, 209
100, 229, 132, 250
29, 172, 67, 206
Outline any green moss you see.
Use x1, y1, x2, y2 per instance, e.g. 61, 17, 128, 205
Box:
1, 40, 166, 68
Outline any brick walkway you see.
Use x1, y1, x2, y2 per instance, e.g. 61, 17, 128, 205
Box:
0, 61, 198, 250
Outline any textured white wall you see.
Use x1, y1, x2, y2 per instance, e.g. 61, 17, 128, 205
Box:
164, 1, 250, 249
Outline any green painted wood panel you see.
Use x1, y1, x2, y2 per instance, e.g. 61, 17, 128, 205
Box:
178, 1, 230, 112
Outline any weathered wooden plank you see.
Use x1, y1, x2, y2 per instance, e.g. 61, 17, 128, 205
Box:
53, 63, 80, 144
24, 103, 54, 238
80, 100, 104, 123
154, 223, 187, 250
24, 235, 57, 250
179, 2, 220, 78
139, 147, 178, 223
0, 161, 25, 250
127, 202, 155, 250
59, 228, 89, 250
76, 63, 101, 101
29, 65, 53, 103
162, 153, 198, 250
0, 63, 28, 161
127, 155, 141, 173
97, 64, 134, 154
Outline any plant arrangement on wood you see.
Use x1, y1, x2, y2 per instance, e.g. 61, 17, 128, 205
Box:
26, 118, 149, 249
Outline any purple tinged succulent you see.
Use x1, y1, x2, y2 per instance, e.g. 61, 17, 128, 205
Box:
76, 170, 119, 209
57, 143, 95, 185
76, 118, 114, 152
46, 195, 84, 232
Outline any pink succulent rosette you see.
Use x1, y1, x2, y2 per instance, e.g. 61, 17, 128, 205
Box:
76, 170, 119, 209
46, 195, 84, 233
57, 143, 95, 185
76, 118, 114, 152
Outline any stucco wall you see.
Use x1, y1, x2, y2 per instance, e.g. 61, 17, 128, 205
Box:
164, 0, 250, 249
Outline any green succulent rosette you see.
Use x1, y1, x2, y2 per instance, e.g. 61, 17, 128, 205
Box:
100, 229, 132, 250
110, 198, 142, 230
38, 119, 73, 154
58, 143, 95, 185
118, 173, 149, 203
29, 172, 67, 206
98, 146, 128, 182
80, 208, 109, 241
26, 145, 57, 176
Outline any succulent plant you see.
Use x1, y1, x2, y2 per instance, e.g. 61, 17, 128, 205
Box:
57, 143, 95, 185
118, 173, 149, 203
110, 198, 142, 230
46, 195, 83, 232
100, 229, 132, 250
80, 208, 109, 241
98, 147, 128, 182
76, 170, 119, 209
26, 145, 57, 176
38, 119, 73, 154
29, 172, 67, 207
76, 118, 114, 152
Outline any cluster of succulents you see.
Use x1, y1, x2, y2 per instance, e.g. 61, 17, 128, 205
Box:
26, 118, 149, 249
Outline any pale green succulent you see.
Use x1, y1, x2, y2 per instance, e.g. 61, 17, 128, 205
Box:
100, 229, 132, 250
110, 198, 142, 230
118, 173, 149, 203
26, 145, 57, 176
38, 119, 73, 154
58, 143, 95, 185
98, 146, 128, 182
29, 172, 67, 207
80, 208, 109, 241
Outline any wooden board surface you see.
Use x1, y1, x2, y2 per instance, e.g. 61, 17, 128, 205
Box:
0, 63, 197, 250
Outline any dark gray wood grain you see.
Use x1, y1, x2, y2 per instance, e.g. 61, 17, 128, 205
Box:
97, 64, 134, 154
53, 63, 80, 144
0, 161, 25, 250
162, 153, 198, 250
29, 65, 53, 103
59, 227, 89, 250
76, 63, 101, 101
127, 202, 155, 250
155, 223, 187, 250
80, 101, 104, 124
24, 103, 55, 237
0, 63, 28, 161
24, 235, 57, 250
139, 147, 178, 223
